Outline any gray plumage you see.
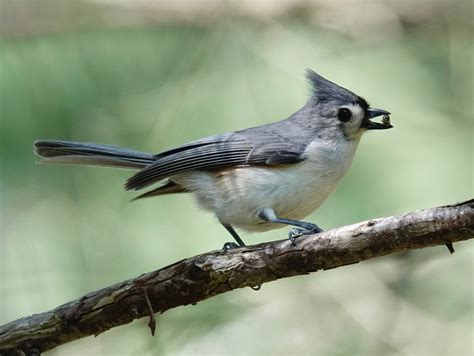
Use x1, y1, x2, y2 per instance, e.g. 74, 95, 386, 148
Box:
123, 70, 370, 190
125, 125, 310, 191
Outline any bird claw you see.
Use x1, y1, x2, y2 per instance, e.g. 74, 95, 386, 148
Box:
222, 242, 240, 251
288, 225, 323, 246
288, 228, 305, 245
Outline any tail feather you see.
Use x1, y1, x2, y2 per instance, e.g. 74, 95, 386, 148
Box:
34, 140, 155, 169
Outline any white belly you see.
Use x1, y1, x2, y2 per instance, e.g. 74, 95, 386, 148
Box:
173, 138, 360, 232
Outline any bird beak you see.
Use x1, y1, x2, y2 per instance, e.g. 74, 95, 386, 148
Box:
361, 108, 393, 130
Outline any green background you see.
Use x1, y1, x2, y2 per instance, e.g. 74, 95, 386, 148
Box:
0, 1, 472, 355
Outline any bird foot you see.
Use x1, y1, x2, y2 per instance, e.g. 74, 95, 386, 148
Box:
222, 242, 241, 251
288, 225, 323, 246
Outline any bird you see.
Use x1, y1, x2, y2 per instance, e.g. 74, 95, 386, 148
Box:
34, 69, 393, 250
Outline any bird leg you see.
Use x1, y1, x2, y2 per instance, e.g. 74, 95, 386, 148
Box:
258, 208, 323, 245
221, 223, 246, 250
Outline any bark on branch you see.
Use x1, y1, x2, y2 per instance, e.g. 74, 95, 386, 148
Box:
1, 200, 473, 355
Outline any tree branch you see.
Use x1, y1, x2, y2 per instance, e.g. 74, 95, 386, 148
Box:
1, 200, 473, 355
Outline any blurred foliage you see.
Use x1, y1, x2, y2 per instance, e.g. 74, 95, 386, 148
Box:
0, 1, 472, 355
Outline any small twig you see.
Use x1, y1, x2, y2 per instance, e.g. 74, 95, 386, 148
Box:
142, 288, 156, 336
445, 242, 455, 254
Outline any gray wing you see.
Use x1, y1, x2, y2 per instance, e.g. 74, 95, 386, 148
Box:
125, 123, 311, 191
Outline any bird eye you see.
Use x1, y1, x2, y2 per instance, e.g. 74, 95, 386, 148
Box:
337, 108, 352, 122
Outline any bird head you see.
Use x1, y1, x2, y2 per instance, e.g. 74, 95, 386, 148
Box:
305, 69, 392, 140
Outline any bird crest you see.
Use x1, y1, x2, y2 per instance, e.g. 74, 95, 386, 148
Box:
305, 69, 368, 110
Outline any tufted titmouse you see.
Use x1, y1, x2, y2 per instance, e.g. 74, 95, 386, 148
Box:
34, 69, 394, 249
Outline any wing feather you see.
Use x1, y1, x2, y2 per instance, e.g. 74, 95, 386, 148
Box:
125, 127, 310, 191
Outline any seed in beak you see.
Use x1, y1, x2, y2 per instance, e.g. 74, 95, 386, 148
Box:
382, 114, 391, 126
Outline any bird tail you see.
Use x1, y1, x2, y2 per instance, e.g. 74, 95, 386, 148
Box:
33, 140, 155, 169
